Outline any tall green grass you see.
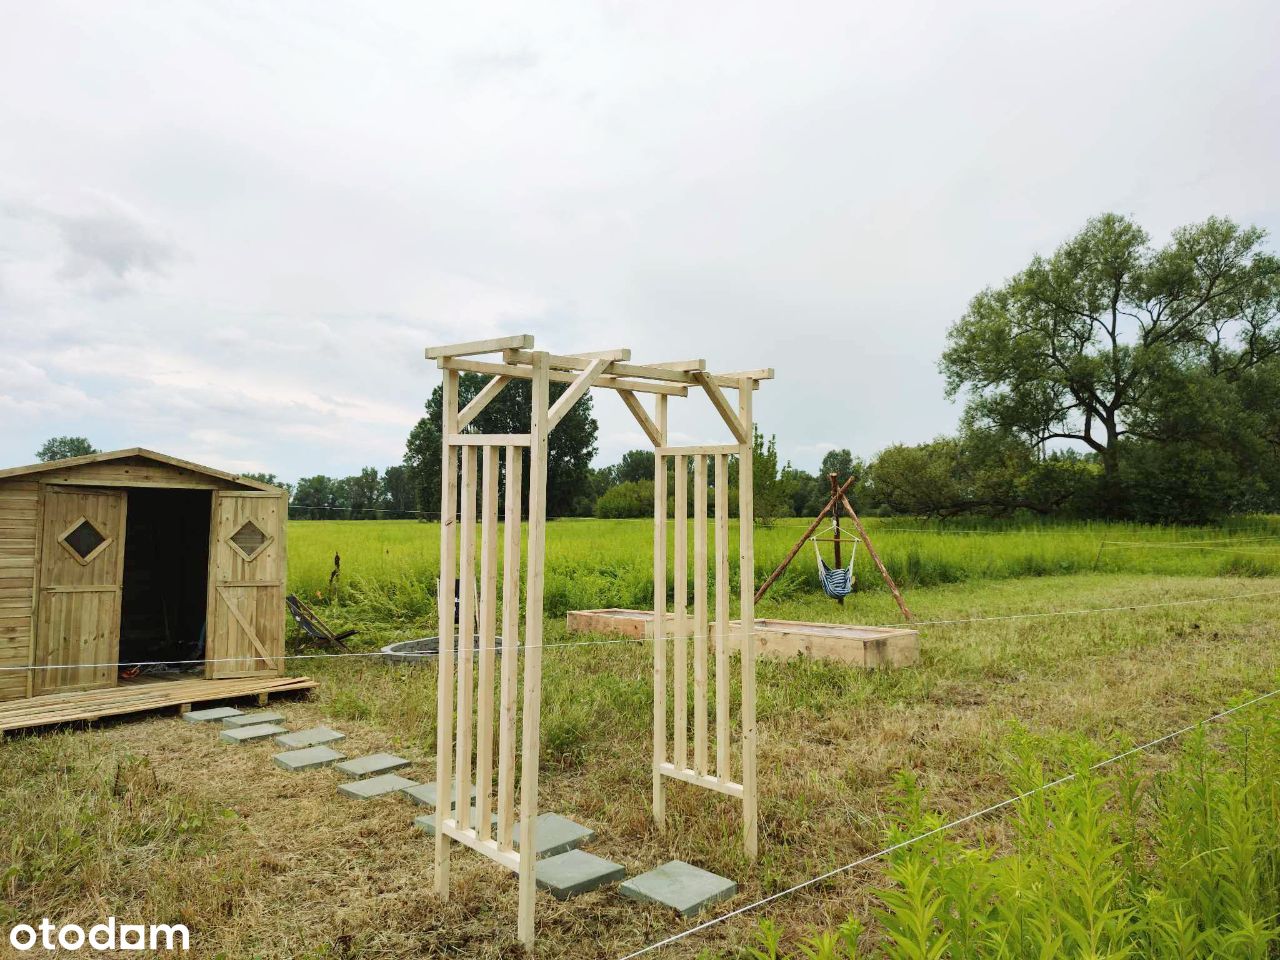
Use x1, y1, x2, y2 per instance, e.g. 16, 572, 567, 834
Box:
749, 703, 1280, 959
287, 517, 1280, 627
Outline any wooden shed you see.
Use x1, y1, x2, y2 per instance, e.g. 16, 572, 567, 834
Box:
0, 448, 290, 706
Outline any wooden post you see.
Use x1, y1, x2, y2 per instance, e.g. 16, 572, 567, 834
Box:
738, 379, 758, 859
475, 445, 499, 841
434, 369, 459, 899
713, 452, 729, 780
693, 454, 709, 775
839, 493, 913, 622
673, 454, 687, 771
517, 351, 550, 947
652, 394, 669, 830
497, 445, 522, 849
455, 447, 478, 830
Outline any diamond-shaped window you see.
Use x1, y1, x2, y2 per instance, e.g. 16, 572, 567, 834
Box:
229, 520, 270, 561
60, 518, 108, 564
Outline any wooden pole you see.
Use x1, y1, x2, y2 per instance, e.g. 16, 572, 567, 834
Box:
434, 369, 459, 899
652, 394, 669, 831
738, 378, 757, 860
839, 493, 912, 622
753, 476, 855, 603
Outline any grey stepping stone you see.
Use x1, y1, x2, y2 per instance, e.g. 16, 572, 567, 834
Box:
222, 710, 286, 728
274, 726, 344, 749
219, 723, 288, 744
273, 746, 345, 771
620, 860, 737, 917
334, 753, 411, 778
513, 812, 595, 858
413, 808, 498, 836
337, 773, 418, 800
402, 781, 477, 808
537, 850, 626, 900
183, 706, 243, 723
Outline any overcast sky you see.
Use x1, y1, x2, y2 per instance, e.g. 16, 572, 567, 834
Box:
2, 1, 1278, 482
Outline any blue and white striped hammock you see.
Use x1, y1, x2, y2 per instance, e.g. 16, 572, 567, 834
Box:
813, 538, 857, 599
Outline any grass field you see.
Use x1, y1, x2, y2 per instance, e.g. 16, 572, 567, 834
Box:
4, 519, 1280, 958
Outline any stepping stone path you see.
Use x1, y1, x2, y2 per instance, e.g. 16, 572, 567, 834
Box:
220, 722, 288, 744
413, 808, 498, 836
338, 773, 418, 800
274, 746, 345, 772
335, 753, 410, 778
183, 706, 242, 723
275, 726, 345, 749
402, 781, 476, 808
620, 860, 737, 917
513, 812, 596, 858
537, 850, 626, 900
222, 710, 286, 728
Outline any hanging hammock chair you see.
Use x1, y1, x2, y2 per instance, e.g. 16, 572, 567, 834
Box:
812, 537, 857, 599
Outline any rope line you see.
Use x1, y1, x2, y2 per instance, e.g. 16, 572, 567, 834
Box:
615, 683, 1280, 959
5, 586, 1276, 673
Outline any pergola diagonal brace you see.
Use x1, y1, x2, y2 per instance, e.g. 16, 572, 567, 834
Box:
547, 358, 611, 430
457, 375, 512, 430
692, 372, 750, 444
617, 390, 663, 446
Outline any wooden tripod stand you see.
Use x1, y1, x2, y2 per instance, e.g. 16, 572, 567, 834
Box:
755, 473, 913, 621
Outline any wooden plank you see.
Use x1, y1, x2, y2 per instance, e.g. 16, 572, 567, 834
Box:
649, 359, 707, 371
497, 445, 522, 850
565, 348, 631, 361
440, 820, 521, 872
655, 444, 740, 457
659, 763, 745, 799
425, 334, 535, 360
440, 357, 688, 397
505, 349, 762, 390
717, 368, 775, 380
694, 372, 750, 443
692, 455, 709, 775
517, 351, 550, 947
651, 394, 668, 831
475, 445, 499, 843
618, 390, 664, 446
457, 375, 511, 430
547, 357, 611, 430
714, 453, 730, 779
447, 433, 530, 447
434, 369, 459, 899
455, 446, 478, 830
738, 377, 758, 860
672, 454, 687, 771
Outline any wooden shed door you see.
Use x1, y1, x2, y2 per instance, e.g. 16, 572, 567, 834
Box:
207, 491, 285, 678
34, 487, 128, 695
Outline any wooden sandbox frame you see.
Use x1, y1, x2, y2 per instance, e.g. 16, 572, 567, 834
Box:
566, 609, 919, 668
426, 334, 771, 946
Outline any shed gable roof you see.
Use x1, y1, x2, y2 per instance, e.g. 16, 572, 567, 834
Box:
0, 448, 281, 492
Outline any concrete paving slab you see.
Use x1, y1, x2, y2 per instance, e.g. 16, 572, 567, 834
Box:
219, 723, 288, 744
274, 726, 344, 749
334, 753, 411, 778
183, 706, 243, 723
413, 809, 498, 835
619, 861, 737, 917
537, 850, 626, 900
513, 812, 595, 858
222, 710, 286, 728
273, 746, 345, 771
402, 781, 477, 808
337, 773, 418, 800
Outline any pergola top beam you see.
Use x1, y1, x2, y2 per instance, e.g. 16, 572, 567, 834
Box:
426, 334, 534, 360
439, 356, 689, 397
503, 348, 759, 390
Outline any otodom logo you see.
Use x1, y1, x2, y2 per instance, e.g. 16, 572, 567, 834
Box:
8, 918, 190, 952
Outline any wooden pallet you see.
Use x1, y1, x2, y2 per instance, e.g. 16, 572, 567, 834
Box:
0, 675, 317, 733
566, 608, 919, 668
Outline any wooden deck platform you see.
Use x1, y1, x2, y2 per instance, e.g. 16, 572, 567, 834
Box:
566, 608, 919, 668
0, 675, 317, 733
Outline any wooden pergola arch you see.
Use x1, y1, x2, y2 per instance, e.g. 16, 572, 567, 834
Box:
425, 334, 772, 946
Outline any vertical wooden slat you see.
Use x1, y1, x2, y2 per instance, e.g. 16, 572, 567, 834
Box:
714, 451, 730, 781
672, 453, 687, 770
651, 394, 669, 829
692, 454, 709, 775
475, 445, 499, 842
738, 379, 758, 859
497, 445, 522, 849
454, 446, 478, 830
517, 351, 550, 947
433, 368, 459, 898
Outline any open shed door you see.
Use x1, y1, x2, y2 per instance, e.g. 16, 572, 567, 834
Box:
207, 491, 285, 678
34, 487, 127, 695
